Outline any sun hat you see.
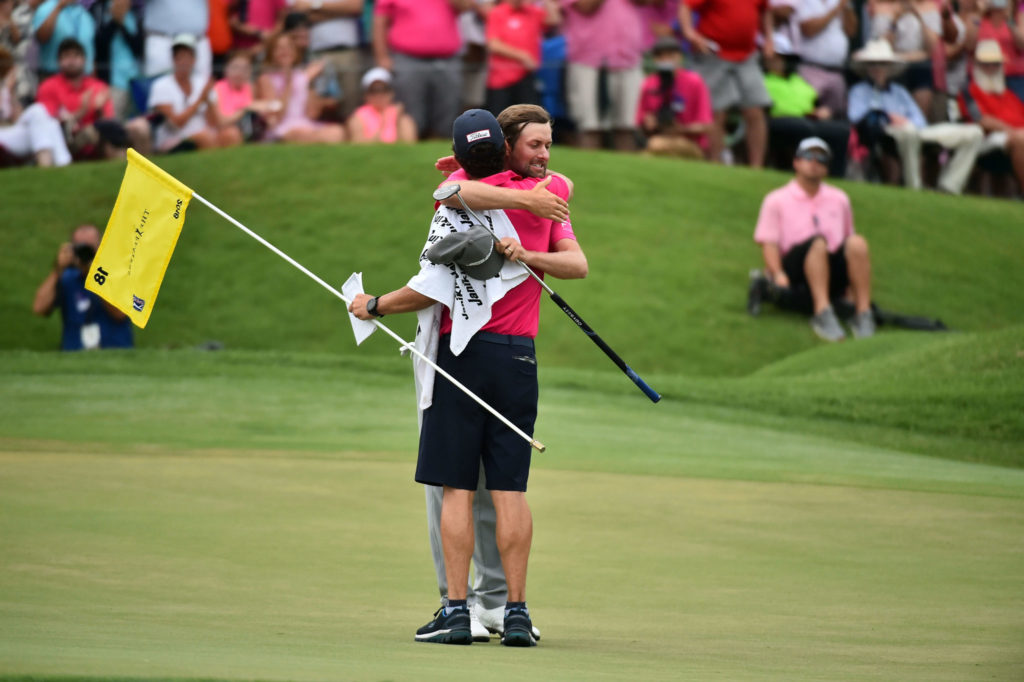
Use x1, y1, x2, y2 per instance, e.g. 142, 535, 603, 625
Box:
975, 39, 1005, 64
852, 39, 905, 76
426, 225, 504, 280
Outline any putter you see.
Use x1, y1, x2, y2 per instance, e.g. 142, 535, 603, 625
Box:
432, 184, 661, 403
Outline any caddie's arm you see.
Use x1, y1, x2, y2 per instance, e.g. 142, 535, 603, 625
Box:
497, 237, 588, 280
439, 176, 569, 222
349, 286, 435, 320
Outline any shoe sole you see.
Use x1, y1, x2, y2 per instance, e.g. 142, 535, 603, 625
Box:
415, 628, 473, 645
501, 629, 537, 647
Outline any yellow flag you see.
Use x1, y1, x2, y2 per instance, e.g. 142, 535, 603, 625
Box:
85, 148, 192, 328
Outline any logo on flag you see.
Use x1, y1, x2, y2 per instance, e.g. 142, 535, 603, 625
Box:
85, 149, 193, 328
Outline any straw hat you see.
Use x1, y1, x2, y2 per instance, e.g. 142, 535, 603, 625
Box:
974, 39, 1005, 64
852, 39, 906, 76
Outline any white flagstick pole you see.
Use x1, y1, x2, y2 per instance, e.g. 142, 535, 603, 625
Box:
191, 192, 545, 453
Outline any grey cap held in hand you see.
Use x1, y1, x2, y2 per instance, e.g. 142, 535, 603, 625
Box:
426, 225, 504, 280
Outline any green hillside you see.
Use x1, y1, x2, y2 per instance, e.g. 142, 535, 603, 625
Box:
4, 144, 1023, 376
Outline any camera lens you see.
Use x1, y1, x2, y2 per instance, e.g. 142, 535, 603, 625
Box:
72, 243, 96, 263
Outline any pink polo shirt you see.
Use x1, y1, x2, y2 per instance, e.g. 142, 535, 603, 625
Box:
486, 2, 547, 89
375, 0, 462, 58
438, 169, 576, 339
559, 0, 645, 70
635, 69, 713, 149
754, 179, 854, 255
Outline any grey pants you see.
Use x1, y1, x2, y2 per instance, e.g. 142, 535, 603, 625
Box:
392, 52, 462, 139
425, 464, 507, 610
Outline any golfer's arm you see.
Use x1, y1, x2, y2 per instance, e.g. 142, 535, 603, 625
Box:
376, 286, 436, 315
439, 179, 569, 222
522, 239, 588, 280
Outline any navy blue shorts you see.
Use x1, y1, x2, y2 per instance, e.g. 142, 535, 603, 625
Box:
415, 332, 539, 492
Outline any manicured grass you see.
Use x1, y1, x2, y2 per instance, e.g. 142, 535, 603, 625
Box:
1, 351, 1022, 682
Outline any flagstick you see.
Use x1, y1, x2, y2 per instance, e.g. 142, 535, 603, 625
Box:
190, 192, 545, 453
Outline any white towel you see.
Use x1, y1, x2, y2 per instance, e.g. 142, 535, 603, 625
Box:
407, 206, 529, 411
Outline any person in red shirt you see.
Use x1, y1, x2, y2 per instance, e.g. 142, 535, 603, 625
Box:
636, 36, 713, 158
484, 0, 560, 116
35, 37, 149, 159
959, 39, 1024, 189
679, 0, 774, 166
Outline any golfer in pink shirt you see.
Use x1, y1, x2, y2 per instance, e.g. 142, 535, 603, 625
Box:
754, 137, 875, 341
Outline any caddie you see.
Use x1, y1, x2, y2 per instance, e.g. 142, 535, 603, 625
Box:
349, 108, 587, 647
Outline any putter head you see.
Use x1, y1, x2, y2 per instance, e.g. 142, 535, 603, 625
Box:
432, 184, 461, 202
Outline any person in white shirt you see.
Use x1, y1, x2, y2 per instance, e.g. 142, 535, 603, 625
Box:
148, 34, 241, 152
794, 0, 858, 115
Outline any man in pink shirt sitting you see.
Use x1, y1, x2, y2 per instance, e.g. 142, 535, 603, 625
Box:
754, 137, 875, 341
350, 108, 586, 646
636, 36, 713, 158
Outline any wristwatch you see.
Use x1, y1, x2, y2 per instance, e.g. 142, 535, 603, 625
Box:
366, 296, 384, 318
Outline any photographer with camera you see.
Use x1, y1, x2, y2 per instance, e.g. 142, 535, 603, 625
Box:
636, 36, 713, 159
32, 224, 133, 351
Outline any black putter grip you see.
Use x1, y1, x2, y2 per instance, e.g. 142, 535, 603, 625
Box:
549, 292, 661, 403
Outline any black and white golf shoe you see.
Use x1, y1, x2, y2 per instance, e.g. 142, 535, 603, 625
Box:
415, 605, 472, 645
500, 606, 537, 647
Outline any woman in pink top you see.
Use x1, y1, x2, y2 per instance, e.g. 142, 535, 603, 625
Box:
257, 32, 345, 144
215, 51, 280, 141
966, 0, 1024, 101
346, 67, 417, 143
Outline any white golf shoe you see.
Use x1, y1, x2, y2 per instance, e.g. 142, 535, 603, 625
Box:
475, 603, 541, 642
469, 608, 491, 642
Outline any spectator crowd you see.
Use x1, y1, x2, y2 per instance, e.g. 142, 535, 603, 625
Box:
2, 0, 1024, 197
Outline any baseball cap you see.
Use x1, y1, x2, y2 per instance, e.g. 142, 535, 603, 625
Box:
426, 224, 504, 280
988, 0, 1009, 9
652, 36, 682, 54
171, 34, 197, 52
795, 136, 832, 160
452, 109, 505, 158
361, 66, 392, 91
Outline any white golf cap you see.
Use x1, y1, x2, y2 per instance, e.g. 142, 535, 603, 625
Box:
171, 33, 197, 52
796, 137, 831, 159
361, 67, 392, 90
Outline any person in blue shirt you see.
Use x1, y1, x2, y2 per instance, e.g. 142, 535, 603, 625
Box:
33, 0, 96, 77
33, 224, 133, 351
848, 38, 982, 194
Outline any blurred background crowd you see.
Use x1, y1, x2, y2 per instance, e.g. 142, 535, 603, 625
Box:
2, 0, 1023, 197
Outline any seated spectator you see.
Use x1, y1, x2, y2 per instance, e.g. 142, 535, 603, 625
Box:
37, 37, 149, 159
214, 51, 280, 141
754, 136, 875, 342
635, 36, 713, 159
958, 39, 1024, 190
32, 224, 134, 351
848, 38, 982, 194
965, 0, 1024, 103
868, 0, 948, 121
680, 0, 773, 166
257, 31, 345, 143
484, 0, 559, 117
764, 35, 850, 176
33, 0, 96, 78
149, 34, 242, 152
793, 0, 857, 117
0, 45, 71, 166
346, 66, 416, 143
557, 0, 646, 151
90, 0, 144, 119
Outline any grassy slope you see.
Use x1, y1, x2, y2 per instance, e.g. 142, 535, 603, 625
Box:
3, 145, 1024, 376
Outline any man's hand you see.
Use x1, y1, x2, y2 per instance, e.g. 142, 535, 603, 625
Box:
496, 237, 527, 263
435, 154, 461, 176
773, 271, 791, 289
56, 242, 74, 271
521, 176, 569, 222
888, 112, 910, 127
111, 0, 130, 22
348, 293, 374, 320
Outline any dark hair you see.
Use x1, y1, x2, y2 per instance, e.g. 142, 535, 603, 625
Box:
497, 104, 552, 152
455, 142, 506, 179
57, 38, 85, 58
283, 11, 311, 31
